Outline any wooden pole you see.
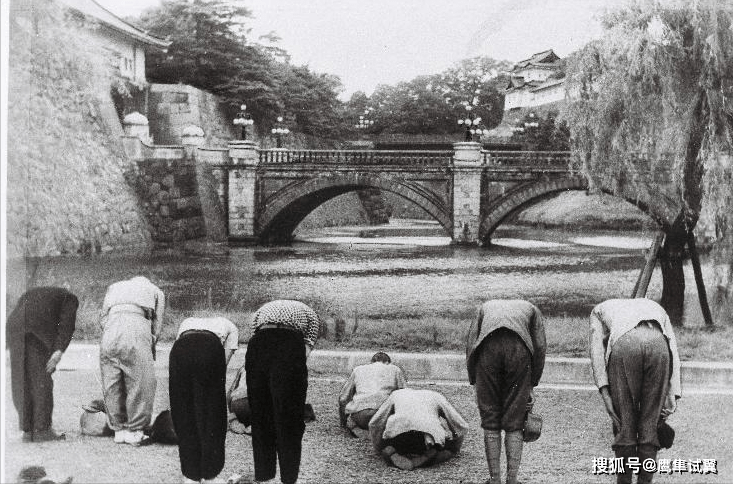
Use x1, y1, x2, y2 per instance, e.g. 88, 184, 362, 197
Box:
687, 231, 714, 327
632, 231, 665, 298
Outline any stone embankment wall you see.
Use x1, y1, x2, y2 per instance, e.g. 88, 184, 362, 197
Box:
134, 157, 207, 242
148, 84, 238, 147
6, 2, 151, 258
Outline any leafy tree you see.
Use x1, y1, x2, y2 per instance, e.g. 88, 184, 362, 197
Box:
350, 57, 509, 136
436, 56, 511, 131
565, 0, 733, 325
136, 0, 346, 140
511, 111, 570, 150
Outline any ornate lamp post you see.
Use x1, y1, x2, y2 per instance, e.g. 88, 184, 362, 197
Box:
233, 104, 254, 140
271, 116, 290, 149
457, 104, 489, 142
355, 109, 374, 132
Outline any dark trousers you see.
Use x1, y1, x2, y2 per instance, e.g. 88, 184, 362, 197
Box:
10, 334, 54, 432
245, 329, 308, 484
169, 332, 227, 481
474, 328, 533, 431
608, 325, 670, 450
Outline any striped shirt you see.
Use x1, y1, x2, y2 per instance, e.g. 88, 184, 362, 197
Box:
251, 300, 321, 348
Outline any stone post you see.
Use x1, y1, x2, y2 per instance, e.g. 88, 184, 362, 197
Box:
181, 125, 205, 159
227, 140, 259, 241
452, 141, 483, 245
122, 112, 152, 143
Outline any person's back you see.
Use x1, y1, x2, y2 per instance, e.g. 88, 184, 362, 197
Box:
350, 362, 403, 407
369, 388, 468, 470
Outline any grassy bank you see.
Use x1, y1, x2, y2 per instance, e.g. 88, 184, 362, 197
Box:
75, 308, 733, 362
516, 191, 657, 230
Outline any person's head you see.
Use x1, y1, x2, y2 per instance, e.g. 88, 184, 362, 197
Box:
371, 352, 391, 364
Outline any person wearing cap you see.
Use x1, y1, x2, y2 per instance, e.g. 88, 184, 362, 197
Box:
99, 276, 165, 446
368, 388, 469, 470
589, 298, 681, 484
169, 316, 239, 484
245, 300, 321, 484
338, 351, 406, 436
466, 299, 546, 484
7, 287, 78, 442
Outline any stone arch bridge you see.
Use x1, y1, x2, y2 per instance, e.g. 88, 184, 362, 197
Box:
184, 141, 679, 246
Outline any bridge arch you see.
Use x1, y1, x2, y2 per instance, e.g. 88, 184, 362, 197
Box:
478, 176, 680, 245
257, 172, 452, 243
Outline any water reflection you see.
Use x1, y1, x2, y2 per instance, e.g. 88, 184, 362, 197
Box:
7, 223, 666, 324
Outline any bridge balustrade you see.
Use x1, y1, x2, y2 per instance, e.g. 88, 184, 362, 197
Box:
482, 150, 572, 168
257, 149, 453, 166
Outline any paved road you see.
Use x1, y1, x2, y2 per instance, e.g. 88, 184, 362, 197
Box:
4, 370, 732, 483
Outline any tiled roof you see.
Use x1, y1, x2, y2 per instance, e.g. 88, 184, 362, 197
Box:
58, 0, 170, 49
514, 49, 561, 69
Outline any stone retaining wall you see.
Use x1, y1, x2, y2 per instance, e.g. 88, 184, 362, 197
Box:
135, 157, 206, 242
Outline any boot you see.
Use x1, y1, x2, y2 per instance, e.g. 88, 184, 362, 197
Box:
637, 444, 658, 484
613, 445, 636, 484
505, 430, 524, 484
483, 430, 502, 484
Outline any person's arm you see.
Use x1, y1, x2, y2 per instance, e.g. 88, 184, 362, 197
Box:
529, 305, 547, 386
589, 308, 611, 390
589, 308, 619, 426
465, 306, 483, 385
224, 323, 239, 366
48, 292, 79, 374
338, 372, 357, 427
395, 367, 407, 389
661, 313, 682, 417
303, 311, 321, 359
152, 288, 165, 340
368, 397, 395, 452
599, 385, 621, 430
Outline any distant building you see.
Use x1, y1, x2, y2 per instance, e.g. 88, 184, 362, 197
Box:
57, 0, 169, 84
504, 50, 566, 111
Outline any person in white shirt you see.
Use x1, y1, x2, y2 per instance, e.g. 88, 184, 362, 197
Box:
369, 388, 469, 470
169, 316, 239, 484
99, 276, 165, 446
338, 352, 406, 436
589, 298, 681, 484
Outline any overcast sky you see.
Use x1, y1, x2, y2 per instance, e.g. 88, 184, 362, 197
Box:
97, 0, 622, 98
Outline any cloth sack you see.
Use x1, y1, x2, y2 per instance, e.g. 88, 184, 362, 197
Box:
657, 419, 675, 449
146, 410, 178, 444
523, 395, 542, 443
80, 399, 113, 437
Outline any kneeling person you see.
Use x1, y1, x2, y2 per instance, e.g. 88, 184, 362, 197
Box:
369, 388, 469, 470
339, 351, 406, 435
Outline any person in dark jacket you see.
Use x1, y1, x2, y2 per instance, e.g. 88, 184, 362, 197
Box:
466, 299, 546, 484
7, 287, 78, 442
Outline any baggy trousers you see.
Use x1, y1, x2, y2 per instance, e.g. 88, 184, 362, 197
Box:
169, 331, 227, 481
100, 314, 157, 432
10, 334, 54, 432
607, 325, 670, 450
245, 329, 308, 484
474, 328, 533, 431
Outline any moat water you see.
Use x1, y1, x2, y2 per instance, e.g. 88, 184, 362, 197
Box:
8, 221, 685, 330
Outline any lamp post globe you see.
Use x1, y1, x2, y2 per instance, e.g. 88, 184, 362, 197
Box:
233, 103, 254, 140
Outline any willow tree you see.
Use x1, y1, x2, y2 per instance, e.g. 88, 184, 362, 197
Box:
565, 1, 733, 326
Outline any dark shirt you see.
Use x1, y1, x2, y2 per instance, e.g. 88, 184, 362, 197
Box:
6, 287, 78, 353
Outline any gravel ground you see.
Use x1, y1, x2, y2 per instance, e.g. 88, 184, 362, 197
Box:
5, 370, 732, 484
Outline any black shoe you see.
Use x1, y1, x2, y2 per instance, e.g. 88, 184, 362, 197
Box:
21, 432, 33, 443
32, 429, 66, 442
